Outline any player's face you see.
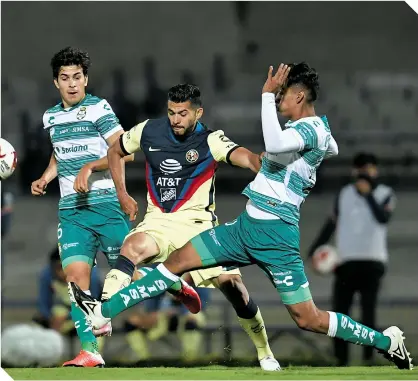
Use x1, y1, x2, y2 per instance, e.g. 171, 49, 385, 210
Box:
276, 86, 302, 118
167, 101, 203, 136
54, 65, 88, 108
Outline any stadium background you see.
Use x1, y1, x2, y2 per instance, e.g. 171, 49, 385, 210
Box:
1, 1, 417, 367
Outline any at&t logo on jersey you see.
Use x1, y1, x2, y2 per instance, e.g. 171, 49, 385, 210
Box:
157, 159, 182, 187
160, 159, 182, 174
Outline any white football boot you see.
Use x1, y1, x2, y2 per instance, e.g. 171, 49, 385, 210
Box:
379, 326, 413, 370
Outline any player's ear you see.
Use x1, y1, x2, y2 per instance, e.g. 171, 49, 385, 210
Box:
84, 75, 89, 87
53, 79, 60, 90
196, 107, 203, 120
296, 91, 305, 104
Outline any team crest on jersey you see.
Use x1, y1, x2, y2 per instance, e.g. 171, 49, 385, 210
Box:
76, 106, 87, 120
186, 149, 199, 163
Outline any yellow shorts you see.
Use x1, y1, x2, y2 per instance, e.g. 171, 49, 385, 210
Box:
125, 214, 241, 288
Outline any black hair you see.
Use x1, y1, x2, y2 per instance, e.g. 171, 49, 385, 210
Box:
286, 62, 319, 103
168, 84, 202, 107
50, 46, 91, 79
353, 152, 378, 168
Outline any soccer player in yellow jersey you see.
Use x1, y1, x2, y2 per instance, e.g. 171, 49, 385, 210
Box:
100, 84, 280, 370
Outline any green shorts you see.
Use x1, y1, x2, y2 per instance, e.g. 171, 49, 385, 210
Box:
58, 201, 130, 269
191, 211, 312, 305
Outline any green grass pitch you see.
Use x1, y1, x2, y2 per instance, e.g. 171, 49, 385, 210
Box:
4, 365, 417, 380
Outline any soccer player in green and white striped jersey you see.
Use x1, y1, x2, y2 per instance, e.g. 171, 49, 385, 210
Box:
31, 47, 134, 367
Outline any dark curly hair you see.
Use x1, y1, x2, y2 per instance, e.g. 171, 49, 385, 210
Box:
50, 46, 91, 79
286, 62, 319, 103
168, 84, 202, 107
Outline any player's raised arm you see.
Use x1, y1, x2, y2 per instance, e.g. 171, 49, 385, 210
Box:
31, 153, 58, 196
207, 130, 262, 173
261, 65, 305, 154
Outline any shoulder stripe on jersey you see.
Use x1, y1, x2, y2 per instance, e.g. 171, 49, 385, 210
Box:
83, 96, 102, 106
46, 104, 63, 114
119, 134, 130, 156
226, 145, 240, 165
292, 122, 318, 148
205, 175, 217, 223
145, 162, 163, 211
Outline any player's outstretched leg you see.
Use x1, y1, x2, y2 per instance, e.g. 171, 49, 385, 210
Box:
101, 232, 200, 313
70, 241, 205, 329
286, 299, 413, 370
214, 274, 280, 371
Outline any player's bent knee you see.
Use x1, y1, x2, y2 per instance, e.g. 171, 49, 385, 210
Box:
121, 233, 153, 264
65, 273, 90, 290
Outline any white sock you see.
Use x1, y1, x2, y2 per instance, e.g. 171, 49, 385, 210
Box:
84, 290, 91, 296
327, 311, 338, 337
156, 263, 181, 282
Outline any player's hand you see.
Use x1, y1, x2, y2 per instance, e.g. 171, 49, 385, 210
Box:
74, 164, 93, 193
118, 192, 138, 221
262, 64, 291, 94
31, 178, 48, 196
355, 179, 372, 195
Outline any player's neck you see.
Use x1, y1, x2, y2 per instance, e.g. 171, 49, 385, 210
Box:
290, 105, 316, 121
61, 94, 87, 109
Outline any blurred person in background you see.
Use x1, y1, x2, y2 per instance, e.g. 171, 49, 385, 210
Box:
308, 152, 396, 366
33, 248, 105, 351
120, 287, 210, 363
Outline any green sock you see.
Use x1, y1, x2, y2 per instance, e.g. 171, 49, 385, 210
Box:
103, 264, 178, 318
70, 302, 99, 353
140, 266, 182, 293
328, 311, 390, 351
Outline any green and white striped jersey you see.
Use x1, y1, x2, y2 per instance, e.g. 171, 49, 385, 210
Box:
243, 116, 332, 225
43, 94, 123, 209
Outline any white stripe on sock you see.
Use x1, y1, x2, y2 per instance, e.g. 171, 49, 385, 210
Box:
327, 311, 338, 337
156, 263, 180, 282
